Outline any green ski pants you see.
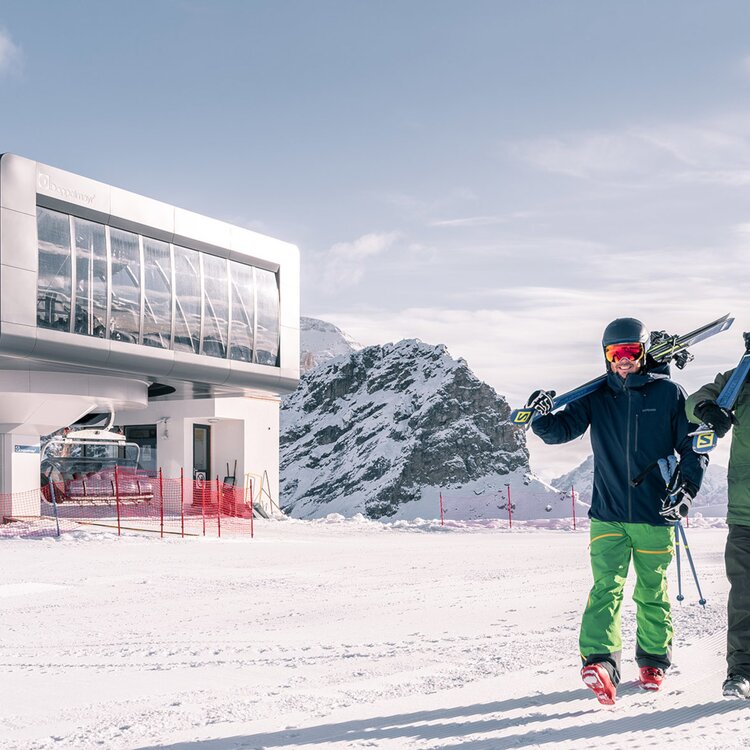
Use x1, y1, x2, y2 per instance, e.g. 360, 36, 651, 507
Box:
580, 519, 675, 685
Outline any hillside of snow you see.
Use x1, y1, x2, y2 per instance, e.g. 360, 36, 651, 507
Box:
0, 521, 743, 750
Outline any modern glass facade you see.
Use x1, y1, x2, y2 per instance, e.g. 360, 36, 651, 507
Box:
36, 206, 280, 366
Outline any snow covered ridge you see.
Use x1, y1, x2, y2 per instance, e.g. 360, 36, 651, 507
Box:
300, 316, 361, 372
280, 338, 561, 520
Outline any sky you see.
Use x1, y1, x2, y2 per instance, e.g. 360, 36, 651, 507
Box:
2, 1, 750, 477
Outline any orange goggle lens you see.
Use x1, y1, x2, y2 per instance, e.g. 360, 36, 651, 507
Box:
605, 343, 644, 362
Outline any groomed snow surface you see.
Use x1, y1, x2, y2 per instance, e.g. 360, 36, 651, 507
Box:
1, 516, 747, 750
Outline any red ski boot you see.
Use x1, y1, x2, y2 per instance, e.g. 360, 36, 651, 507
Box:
581, 663, 616, 705
639, 666, 665, 691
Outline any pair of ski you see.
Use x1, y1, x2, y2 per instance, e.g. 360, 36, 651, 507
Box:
690, 331, 750, 454
510, 313, 735, 429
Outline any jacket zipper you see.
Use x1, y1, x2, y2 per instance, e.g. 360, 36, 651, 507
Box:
627, 389, 632, 522
635, 413, 639, 454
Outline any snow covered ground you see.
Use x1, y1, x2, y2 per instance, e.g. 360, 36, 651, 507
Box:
0, 516, 747, 750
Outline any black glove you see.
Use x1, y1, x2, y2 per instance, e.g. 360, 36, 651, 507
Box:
527, 389, 556, 416
694, 399, 736, 438
659, 480, 698, 523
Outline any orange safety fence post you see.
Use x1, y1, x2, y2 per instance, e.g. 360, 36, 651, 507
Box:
180, 467, 185, 539
114, 465, 122, 537
571, 484, 577, 530
216, 475, 221, 538
201, 475, 206, 537
507, 484, 512, 530
250, 478, 254, 539
159, 468, 164, 539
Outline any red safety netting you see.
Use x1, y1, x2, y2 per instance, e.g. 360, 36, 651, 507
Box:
0, 469, 256, 540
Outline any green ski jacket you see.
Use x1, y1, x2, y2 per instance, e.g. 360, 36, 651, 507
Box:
686, 370, 750, 526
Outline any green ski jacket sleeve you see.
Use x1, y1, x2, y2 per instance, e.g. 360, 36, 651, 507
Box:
685, 371, 728, 423
686, 368, 750, 527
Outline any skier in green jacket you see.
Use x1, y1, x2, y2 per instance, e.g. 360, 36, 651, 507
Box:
687, 368, 750, 700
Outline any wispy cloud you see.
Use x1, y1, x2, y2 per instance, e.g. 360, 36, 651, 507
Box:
0, 28, 22, 77
321, 231, 400, 288
429, 215, 507, 228
510, 116, 750, 188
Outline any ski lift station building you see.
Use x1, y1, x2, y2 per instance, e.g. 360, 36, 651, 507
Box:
0, 153, 300, 516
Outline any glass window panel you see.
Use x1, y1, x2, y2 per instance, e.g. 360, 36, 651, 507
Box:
142, 238, 172, 349
173, 245, 201, 354
109, 228, 141, 343
201, 254, 228, 358
36, 207, 72, 331
229, 261, 254, 362
73, 217, 107, 337
255, 268, 280, 366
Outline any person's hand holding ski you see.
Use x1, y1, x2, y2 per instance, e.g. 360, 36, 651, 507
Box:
526, 389, 556, 416
694, 399, 737, 438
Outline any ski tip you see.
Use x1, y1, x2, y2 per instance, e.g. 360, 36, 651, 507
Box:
692, 430, 717, 454
510, 407, 536, 427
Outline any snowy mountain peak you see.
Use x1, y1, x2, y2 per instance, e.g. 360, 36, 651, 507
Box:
281, 338, 532, 519
300, 316, 361, 372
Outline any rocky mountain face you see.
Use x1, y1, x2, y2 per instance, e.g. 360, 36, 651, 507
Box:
280, 338, 537, 519
299, 317, 361, 372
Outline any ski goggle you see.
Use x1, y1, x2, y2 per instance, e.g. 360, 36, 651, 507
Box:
604, 343, 644, 362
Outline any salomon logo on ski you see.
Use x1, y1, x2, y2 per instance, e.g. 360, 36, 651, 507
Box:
512, 409, 534, 424
694, 432, 718, 452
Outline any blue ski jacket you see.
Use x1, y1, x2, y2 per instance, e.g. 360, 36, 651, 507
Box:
532, 366, 707, 526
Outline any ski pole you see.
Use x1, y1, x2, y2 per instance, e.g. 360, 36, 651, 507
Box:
673, 520, 684, 603
656, 457, 706, 606
676, 521, 707, 607
656, 456, 688, 604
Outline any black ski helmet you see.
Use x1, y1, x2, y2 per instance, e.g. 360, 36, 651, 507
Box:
602, 318, 649, 360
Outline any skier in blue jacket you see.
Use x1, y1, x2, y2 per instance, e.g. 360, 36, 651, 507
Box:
527, 318, 706, 704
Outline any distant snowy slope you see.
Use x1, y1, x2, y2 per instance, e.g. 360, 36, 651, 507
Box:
694, 461, 729, 515
280, 339, 561, 520
300, 316, 361, 372
552, 454, 594, 500
553, 453, 729, 517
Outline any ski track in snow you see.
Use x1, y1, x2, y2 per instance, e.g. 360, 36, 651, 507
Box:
0, 519, 746, 750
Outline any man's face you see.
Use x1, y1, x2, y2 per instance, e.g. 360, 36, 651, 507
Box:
605, 343, 644, 380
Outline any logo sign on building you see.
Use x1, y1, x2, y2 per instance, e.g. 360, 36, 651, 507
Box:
14, 444, 40, 454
